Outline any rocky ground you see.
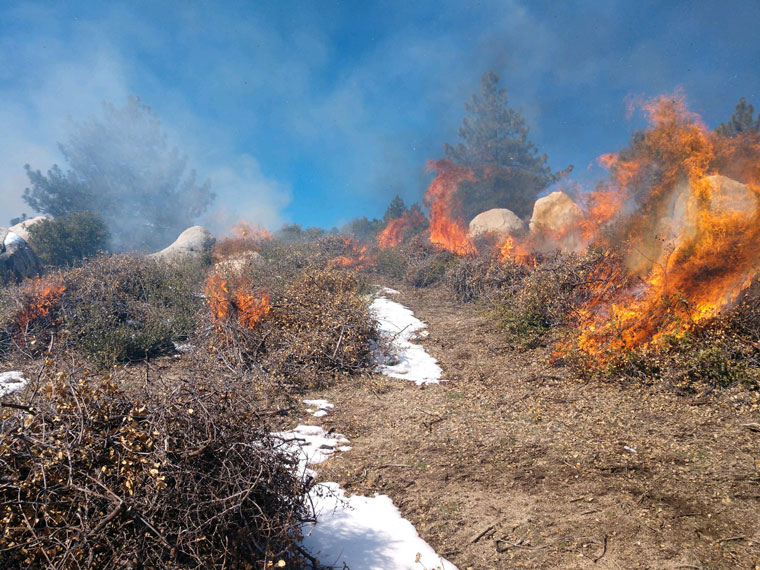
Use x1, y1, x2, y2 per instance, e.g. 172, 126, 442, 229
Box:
306, 284, 760, 569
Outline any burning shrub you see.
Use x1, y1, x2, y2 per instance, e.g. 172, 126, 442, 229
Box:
0, 362, 309, 568
205, 266, 376, 388
564, 283, 760, 389
491, 250, 631, 347
0, 255, 204, 364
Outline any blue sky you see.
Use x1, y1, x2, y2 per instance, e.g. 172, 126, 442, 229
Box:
1, 0, 759, 231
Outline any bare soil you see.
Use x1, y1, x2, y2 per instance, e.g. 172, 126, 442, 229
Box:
307, 284, 760, 569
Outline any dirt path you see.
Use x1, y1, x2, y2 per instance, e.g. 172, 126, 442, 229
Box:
310, 284, 760, 569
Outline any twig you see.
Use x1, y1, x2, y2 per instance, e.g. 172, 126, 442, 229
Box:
715, 535, 746, 544
592, 534, 608, 563
471, 523, 497, 544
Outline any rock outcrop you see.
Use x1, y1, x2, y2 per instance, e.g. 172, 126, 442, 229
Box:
9, 216, 50, 243
468, 208, 525, 239
0, 229, 41, 283
149, 226, 216, 262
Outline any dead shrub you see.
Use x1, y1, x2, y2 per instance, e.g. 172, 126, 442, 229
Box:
404, 251, 459, 288
0, 362, 310, 569
204, 266, 376, 389
445, 255, 529, 302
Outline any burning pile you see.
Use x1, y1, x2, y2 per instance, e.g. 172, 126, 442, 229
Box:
377, 207, 427, 248
567, 95, 760, 356
330, 236, 374, 269
14, 278, 66, 341
205, 273, 271, 329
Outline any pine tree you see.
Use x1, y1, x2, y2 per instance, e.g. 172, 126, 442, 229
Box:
716, 97, 760, 137
444, 71, 570, 220
23, 96, 214, 252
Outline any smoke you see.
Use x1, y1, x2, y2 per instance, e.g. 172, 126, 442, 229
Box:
0, 3, 291, 246
2, 0, 759, 235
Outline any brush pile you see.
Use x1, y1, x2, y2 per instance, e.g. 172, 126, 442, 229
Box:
0, 361, 309, 568
204, 263, 376, 389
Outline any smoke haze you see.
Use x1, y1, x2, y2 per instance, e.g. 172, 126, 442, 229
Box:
1, 1, 759, 235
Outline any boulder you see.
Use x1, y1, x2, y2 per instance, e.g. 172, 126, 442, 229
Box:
9, 216, 50, 243
0, 228, 42, 283
529, 191, 584, 252
628, 174, 759, 277
529, 191, 583, 234
468, 208, 525, 238
149, 226, 216, 262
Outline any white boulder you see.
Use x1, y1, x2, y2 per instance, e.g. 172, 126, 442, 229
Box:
150, 226, 215, 261
468, 208, 525, 238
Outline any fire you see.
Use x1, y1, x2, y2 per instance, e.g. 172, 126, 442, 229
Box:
377, 208, 427, 248
205, 273, 270, 329
498, 235, 537, 266
213, 222, 272, 261
570, 93, 760, 357
330, 237, 374, 269
16, 279, 66, 338
424, 159, 477, 256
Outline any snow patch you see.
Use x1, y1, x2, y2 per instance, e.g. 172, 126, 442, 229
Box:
304, 482, 458, 570
303, 399, 334, 417
271, 425, 350, 477
0, 371, 27, 397
371, 296, 443, 384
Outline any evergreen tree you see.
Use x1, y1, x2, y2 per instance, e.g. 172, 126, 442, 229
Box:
23, 96, 214, 252
383, 195, 407, 222
716, 97, 760, 137
445, 71, 570, 220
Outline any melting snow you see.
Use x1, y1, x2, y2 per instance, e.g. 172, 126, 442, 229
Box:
304, 482, 458, 570
0, 371, 27, 397
371, 294, 443, 384
273, 414, 456, 569
271, 424, 351, 477
303, 399, 334, 417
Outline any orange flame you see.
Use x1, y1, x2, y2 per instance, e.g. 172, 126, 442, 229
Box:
213, 222, 272, 261
15, 279, 66, 338
330, 237, 374, 269
377, 208, 427, 248
205, 273, 270, 329
424, 159, 477, 256
570, 93, 760, 357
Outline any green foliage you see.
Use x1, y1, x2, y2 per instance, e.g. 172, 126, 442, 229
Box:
375, 246, 409, 279
26, 211, 110, 266
716, 97, 760, 137
9, 213, 28, 226
0, 255, 205, 365
383, 194, 407, 223
23, 96, 214, 252
341, 216, 383, 241
445, 71, 570, 220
